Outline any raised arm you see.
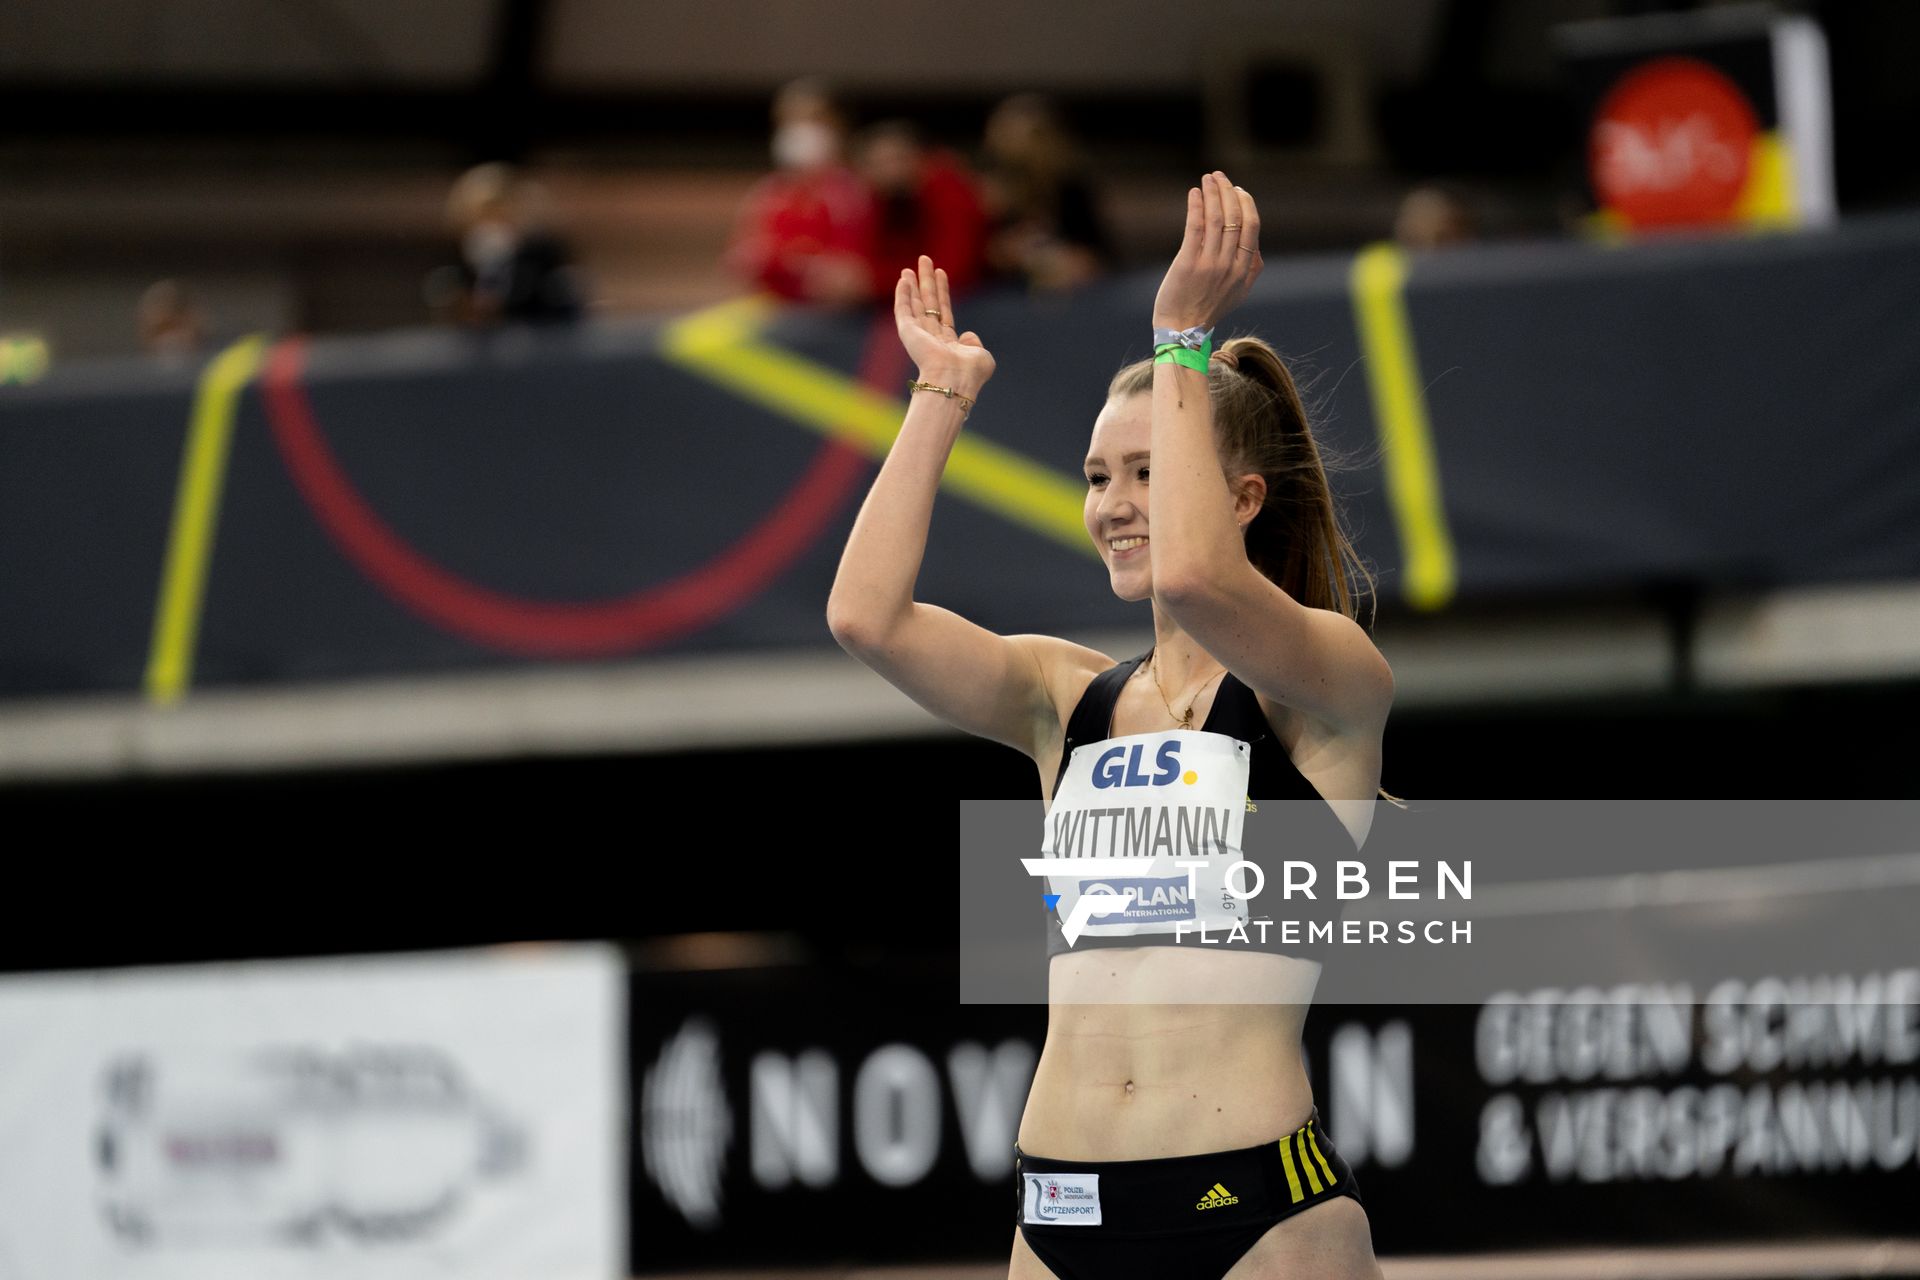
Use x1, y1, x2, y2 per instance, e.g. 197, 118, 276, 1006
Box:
826, 256, 1102, 758
1147, 174, 1394, 738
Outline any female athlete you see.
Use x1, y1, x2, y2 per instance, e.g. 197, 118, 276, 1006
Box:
826, 172, 1393, 1279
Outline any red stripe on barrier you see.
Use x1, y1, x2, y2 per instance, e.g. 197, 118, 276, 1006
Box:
260, 319, 898, 657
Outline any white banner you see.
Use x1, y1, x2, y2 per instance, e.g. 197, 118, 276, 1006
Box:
0, 945, 623, 1280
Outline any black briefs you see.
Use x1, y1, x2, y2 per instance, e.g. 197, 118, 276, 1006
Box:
1014, 1109, 1363, 1280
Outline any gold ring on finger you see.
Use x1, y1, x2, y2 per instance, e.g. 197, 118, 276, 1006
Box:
925, 309, 942, 317
1236, 244, 1258, 255
1222, 223, 1242, 230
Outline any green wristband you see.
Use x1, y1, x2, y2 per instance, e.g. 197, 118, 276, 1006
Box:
1154, 345, 1209, 373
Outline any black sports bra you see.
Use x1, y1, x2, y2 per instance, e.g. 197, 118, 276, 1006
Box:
1052, 650, 1328, 806
1042, 649, 1355, 959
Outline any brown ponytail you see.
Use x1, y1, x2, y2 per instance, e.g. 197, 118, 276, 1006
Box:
1106, 335, 1378, 625
1107, 335, 1404, 806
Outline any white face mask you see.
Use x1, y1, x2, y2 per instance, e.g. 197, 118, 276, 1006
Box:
771, 120, 837, 171
463, 223, 517, 271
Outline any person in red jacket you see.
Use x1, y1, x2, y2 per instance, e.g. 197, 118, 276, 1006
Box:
726, 78, 878, 306
855, 120, 989, 299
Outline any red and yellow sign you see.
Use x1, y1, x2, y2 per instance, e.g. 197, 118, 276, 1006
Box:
1591, 56, 1762, 229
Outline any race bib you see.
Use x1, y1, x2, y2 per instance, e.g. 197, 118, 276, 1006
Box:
1040, 729, 1253, 944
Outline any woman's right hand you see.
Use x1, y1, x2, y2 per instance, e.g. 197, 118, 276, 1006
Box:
894, 254, 995, 397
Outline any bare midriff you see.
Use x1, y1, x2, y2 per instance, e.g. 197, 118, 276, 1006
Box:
1015, 945, 1318, 1160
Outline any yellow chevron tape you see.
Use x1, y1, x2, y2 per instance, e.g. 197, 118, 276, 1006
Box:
661, 298, 1094, 556
144, 334, 267, 704
1350, 243, 1458, 610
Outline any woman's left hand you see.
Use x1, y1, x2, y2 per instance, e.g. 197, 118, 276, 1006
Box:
1152, 171, 1263, 332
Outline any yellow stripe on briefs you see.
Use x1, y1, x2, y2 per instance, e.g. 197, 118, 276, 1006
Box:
1307, 1123, 1337, 1186
1277, 1134, 1305, 1203
1296, 1131, 1325, 1194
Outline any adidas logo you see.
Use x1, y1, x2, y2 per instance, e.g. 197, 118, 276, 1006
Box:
1195, 1182, 1240, 1210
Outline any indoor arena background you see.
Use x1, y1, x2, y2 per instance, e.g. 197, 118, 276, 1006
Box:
3, 2, 1919, 1278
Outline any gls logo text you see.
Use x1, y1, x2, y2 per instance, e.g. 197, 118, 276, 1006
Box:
1092, 741, 1193, 789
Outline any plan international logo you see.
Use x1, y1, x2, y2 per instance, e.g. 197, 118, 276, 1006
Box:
1078, 877, 1195, 923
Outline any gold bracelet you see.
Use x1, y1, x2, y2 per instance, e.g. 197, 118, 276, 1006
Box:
907, 379, 975, 415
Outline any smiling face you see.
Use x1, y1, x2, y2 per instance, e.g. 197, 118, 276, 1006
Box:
1083, 392, 1266, 601
1083, 393, 1156, 601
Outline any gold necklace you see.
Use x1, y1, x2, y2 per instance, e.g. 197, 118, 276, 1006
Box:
1147, 649, 1225, 730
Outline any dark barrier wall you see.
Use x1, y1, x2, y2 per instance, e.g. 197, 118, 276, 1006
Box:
630, 959, 1920, 1269
5, 216, 1920, 699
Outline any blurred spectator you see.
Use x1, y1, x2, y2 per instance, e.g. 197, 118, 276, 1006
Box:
428, 162, 585, 327
857, 120, 989, 296
1393, 184, 1478, 251
137, 279, 208, 361
978, 93, 1114, 292
725, 78, 877, 306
